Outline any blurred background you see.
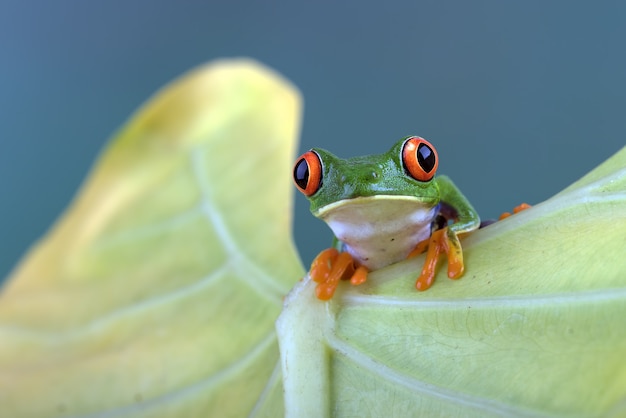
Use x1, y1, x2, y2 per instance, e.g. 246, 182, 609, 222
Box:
1, 1, 625, 282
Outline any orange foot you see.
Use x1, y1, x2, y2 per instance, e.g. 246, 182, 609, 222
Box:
499, 203, 532, 220
309, 248, 368, 300
408, 227, 464, 291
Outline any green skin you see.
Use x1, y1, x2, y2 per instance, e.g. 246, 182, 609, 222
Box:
305, 137, 480, 269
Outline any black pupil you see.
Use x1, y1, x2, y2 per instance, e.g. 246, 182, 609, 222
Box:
294, 158, 310, 189
417, 143, 436, 173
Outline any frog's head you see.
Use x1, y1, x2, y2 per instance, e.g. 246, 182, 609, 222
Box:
293, 136, 441, 217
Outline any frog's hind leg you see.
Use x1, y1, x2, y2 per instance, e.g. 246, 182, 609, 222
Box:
499, 203, 531, 220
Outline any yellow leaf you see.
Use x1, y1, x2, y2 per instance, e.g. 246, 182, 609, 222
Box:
0, 58, 303, 418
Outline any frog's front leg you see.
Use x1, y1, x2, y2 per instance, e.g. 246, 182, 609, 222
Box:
410, 175, 480, 290
411, 227, 464, 290
309, 248, 368, 300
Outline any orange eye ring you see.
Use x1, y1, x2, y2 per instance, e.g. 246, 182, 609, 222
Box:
401, 136, 438, 182
293, 150, 323, 196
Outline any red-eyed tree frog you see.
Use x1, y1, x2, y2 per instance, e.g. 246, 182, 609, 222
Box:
293, 136, 482, 300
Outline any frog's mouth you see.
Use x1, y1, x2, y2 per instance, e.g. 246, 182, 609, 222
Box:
314, 195, 437, 220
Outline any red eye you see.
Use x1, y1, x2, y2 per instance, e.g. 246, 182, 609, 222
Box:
401, 136, 438, 182
293, 151, 322, 196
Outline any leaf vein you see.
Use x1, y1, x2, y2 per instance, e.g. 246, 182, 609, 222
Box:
0, 264, 230, 341
64, 332, 278, 418
325, 332, 556, 417
342, 287, 626, 309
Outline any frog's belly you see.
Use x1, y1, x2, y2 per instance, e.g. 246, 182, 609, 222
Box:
318, 197, 437, 271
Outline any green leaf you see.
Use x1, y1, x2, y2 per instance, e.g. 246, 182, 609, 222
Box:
277, 146, 626, 417
0, 59, 304, 417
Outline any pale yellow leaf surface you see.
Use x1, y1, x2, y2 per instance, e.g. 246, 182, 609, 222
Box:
278, 146, 626, 418
0, 58, 304, 418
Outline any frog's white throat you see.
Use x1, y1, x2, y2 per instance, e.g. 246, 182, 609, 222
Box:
316, 196, 438, 271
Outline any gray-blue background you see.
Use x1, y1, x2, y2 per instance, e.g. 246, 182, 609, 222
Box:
2, 1, 625, 282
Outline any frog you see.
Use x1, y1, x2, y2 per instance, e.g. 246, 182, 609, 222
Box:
292, 135, 481, 300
